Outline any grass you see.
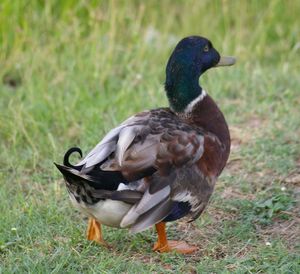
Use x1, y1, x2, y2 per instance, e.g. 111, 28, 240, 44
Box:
0, 0, 299, 273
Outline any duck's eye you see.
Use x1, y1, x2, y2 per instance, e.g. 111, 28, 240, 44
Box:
203, 45, 209, 52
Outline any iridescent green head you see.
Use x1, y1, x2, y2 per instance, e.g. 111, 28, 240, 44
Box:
165, 36, 235, 112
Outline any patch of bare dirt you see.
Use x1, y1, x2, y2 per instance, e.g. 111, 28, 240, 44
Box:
255, 213, 300, 250
283, 171, 300, 186
220, 187, 255, 200
225, 157, 244, 175
229, 115, 266, 152
229, 125, 251, 153
171, 207, 239, 260
247, 116, 267, 129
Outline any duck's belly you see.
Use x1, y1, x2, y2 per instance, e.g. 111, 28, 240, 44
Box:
89, 199, 132, 227
69, 195, 132, 227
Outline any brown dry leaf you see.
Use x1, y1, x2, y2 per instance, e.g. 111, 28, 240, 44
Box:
284, 173, 300, 185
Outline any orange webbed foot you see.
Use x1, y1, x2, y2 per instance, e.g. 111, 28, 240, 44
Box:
86, 218, 110, 247
153, 240, 198, 254
153, 222, 198, 254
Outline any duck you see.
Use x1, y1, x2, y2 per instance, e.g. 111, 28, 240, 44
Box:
55, 36, 235, 254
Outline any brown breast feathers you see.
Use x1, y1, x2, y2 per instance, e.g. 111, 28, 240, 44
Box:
186, 95, 231, 178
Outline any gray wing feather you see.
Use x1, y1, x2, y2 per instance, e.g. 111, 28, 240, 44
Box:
82, 141, 116, 168
110, 190, 143, 204
75, 115, 144, 168
76, 126, 123, 167
116, 127, 139, 166
120, 185, 171, 228
130, 198, 173, 233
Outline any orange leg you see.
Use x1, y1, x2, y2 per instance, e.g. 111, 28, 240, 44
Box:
86, 218, 109, 247
153, 222, 198, 254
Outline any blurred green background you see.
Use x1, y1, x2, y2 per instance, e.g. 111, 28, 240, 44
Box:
0, 1, 299, 273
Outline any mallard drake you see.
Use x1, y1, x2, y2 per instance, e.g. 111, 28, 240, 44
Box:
55, 36, 235, 254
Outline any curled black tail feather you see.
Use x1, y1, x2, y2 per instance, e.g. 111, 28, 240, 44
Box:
63, 147, 83, 169
56, 146, 127, 191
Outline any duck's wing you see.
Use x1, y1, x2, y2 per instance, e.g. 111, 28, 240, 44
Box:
72, 108, 205, 232
78, 108, 204, 178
